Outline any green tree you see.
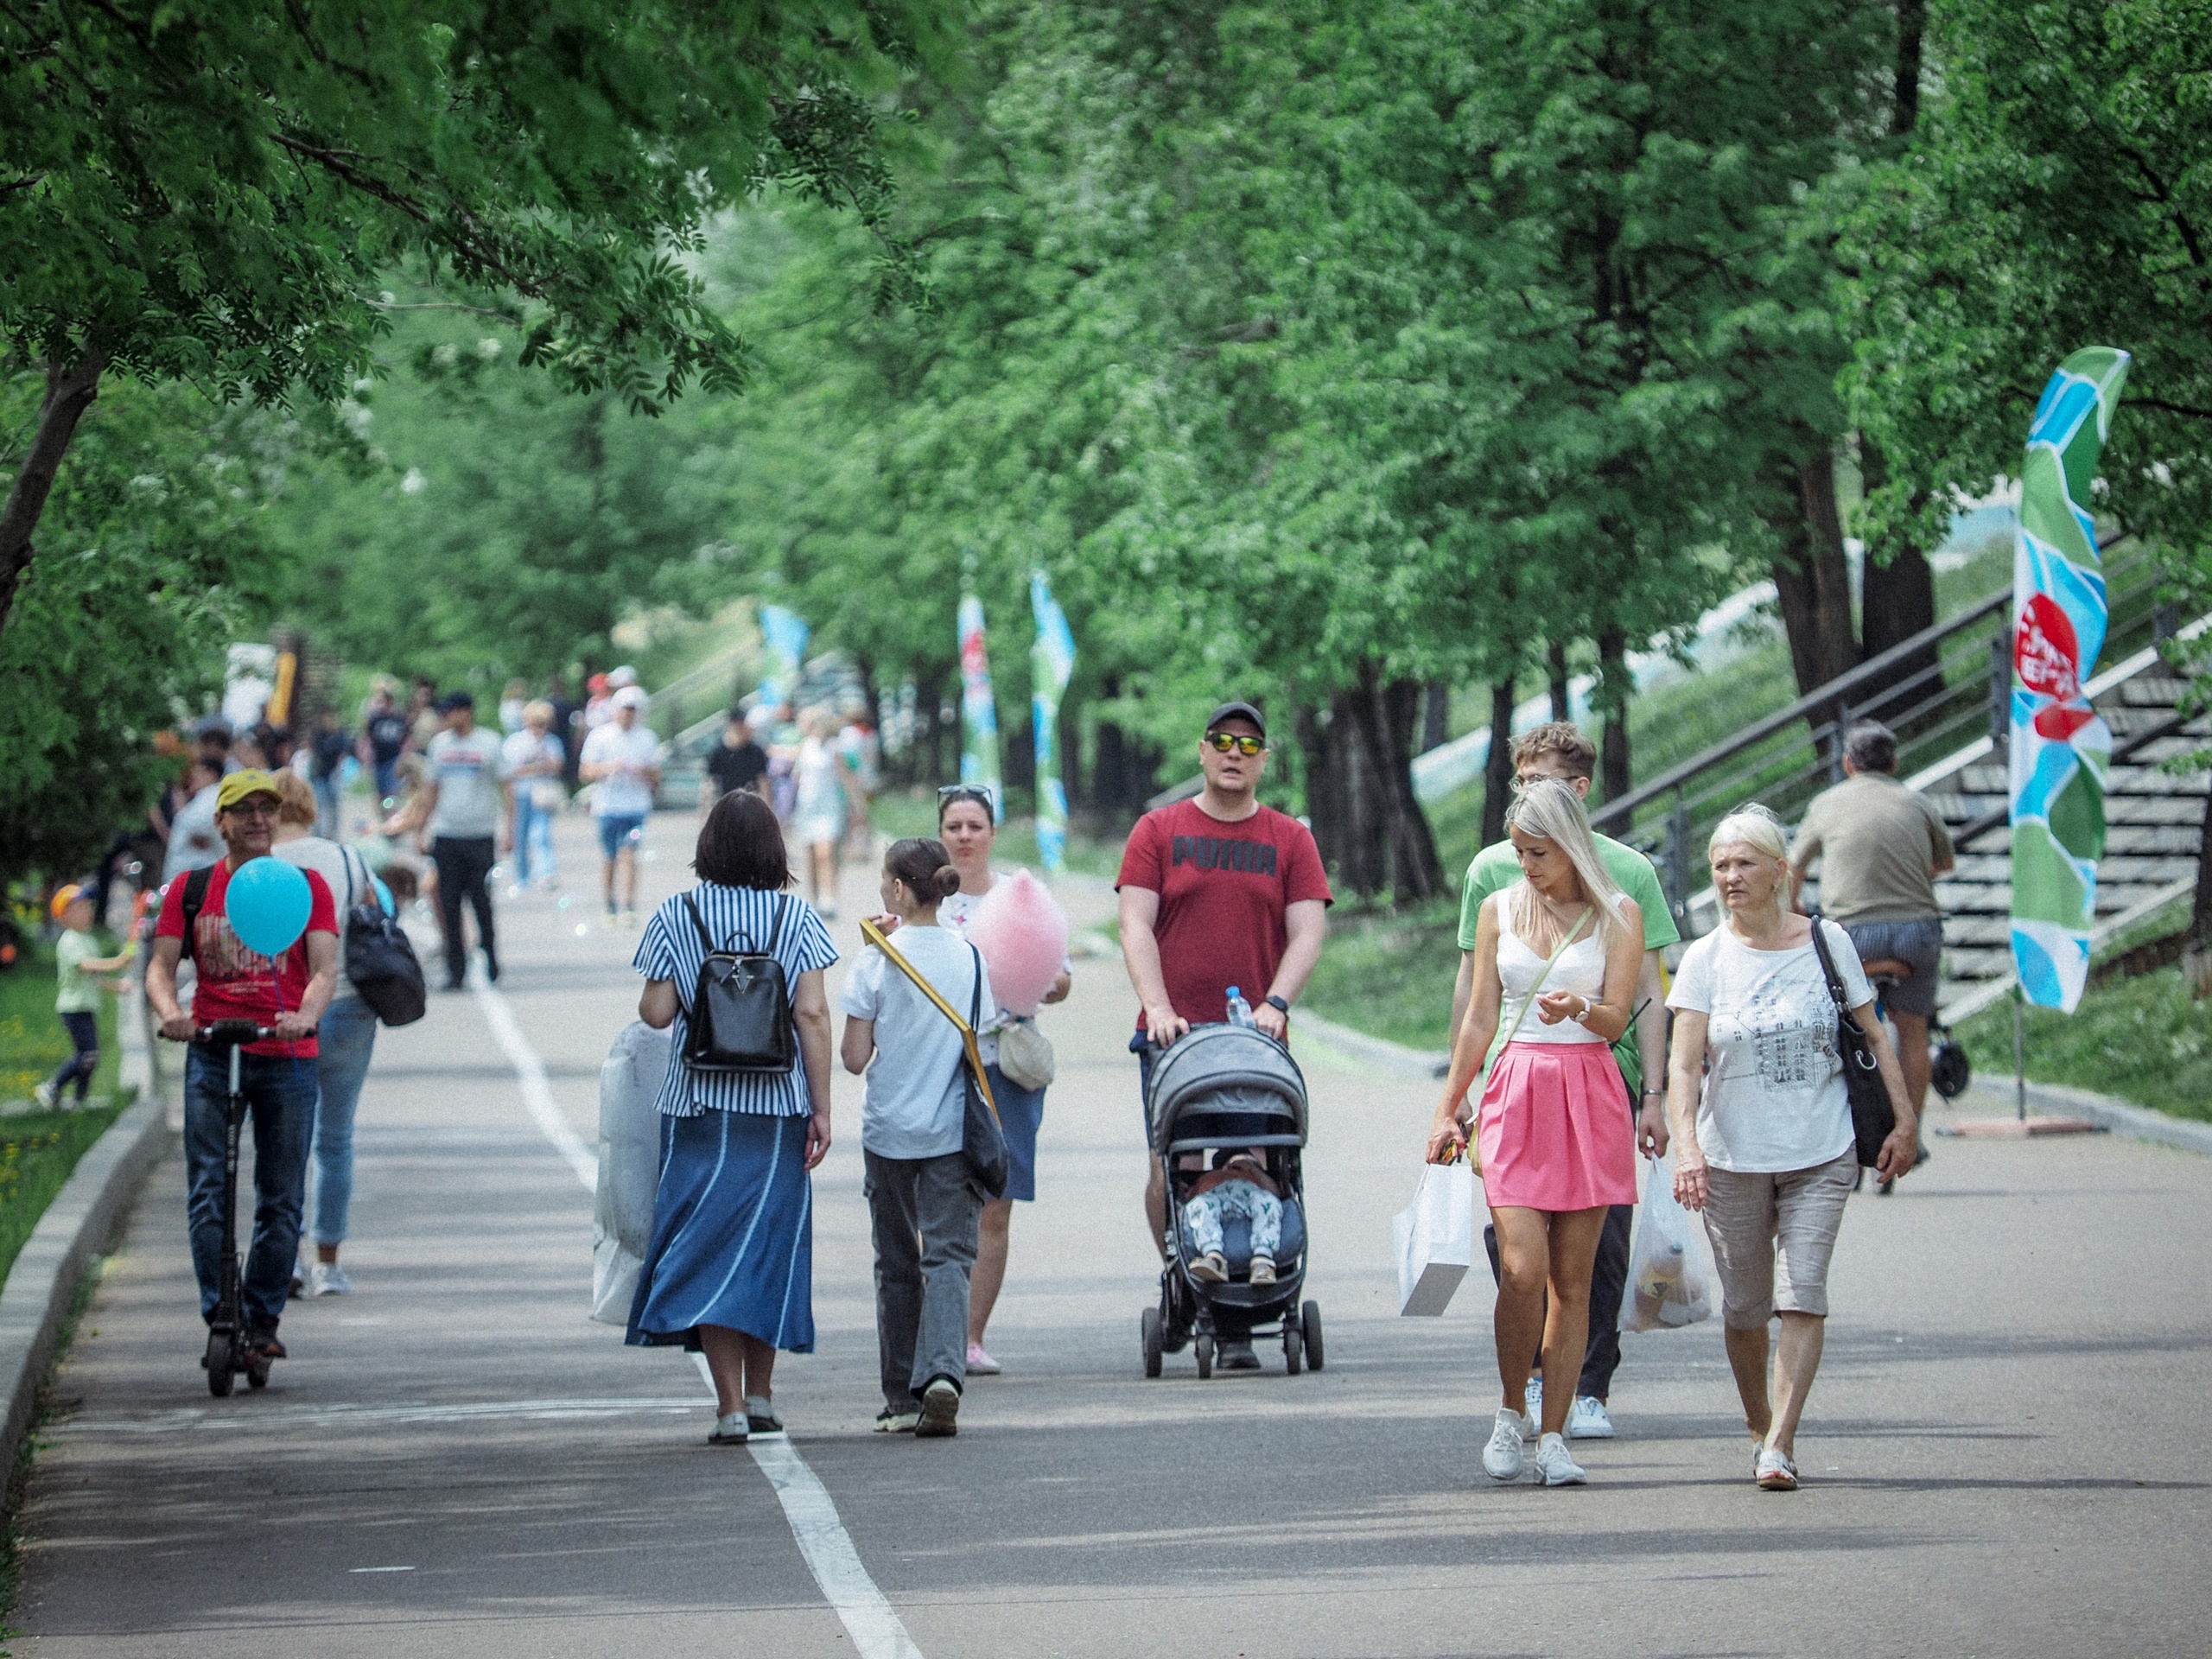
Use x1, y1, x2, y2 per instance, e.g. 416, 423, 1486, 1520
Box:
0, 0, 952, 634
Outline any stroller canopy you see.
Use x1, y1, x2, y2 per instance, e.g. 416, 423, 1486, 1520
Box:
1148, 1024, 1308, 1154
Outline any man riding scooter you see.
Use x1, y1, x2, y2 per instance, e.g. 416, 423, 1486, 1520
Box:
146, 770, 340, 1376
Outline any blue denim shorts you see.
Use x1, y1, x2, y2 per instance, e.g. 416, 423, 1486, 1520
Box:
596, 813, 646, 861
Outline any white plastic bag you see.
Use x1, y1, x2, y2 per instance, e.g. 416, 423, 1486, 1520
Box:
1621, 1154, 1713, 1332
1394, 1159, 1475, 1316
591, 1021, 671, 1325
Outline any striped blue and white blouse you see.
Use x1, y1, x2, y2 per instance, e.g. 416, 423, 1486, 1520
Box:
633, 883, 839, 1117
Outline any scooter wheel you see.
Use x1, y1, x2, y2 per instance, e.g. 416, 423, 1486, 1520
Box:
205, 1331, 234, 1398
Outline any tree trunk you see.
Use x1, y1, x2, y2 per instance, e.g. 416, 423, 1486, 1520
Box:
1596, 625, 1631, 804
1857, 437, 1942, 724
1769, 448, 1859, 740
1548, 640, 1571, 722
2186, 784, 2212, 998
1891, 0, 1925, 138
1482, 677, 1516, 848
1312, 693, 1382, 898
1353, 664, 1446, 903
1421, 680, 1450, 753
0, 347, 109, 636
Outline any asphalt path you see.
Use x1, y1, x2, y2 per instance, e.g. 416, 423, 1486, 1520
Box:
16, 808, 2212, 1656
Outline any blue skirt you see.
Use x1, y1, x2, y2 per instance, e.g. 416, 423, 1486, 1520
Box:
626, 1109, 815, 1353
986, 1062, 1046, 1204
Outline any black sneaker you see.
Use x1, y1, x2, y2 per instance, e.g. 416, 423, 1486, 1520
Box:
915, 1376, 961, 1438
244, 1326, 287, 1362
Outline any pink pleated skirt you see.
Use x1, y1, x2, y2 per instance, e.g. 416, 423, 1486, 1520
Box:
1477, 1041, 1636, 1212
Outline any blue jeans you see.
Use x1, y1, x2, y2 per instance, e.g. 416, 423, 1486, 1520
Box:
309, 995, 378, 1247
184, 1046, 317, 1329
50, 1011, 99, 1102
313, 773, 340, 839
372, 758, 401, 807
513, 794, 557, 888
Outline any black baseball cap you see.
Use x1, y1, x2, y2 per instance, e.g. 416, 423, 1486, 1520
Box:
437, 690, 474, 713
1205, 700, 1267, 739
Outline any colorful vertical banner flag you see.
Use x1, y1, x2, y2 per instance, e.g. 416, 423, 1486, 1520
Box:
957, 594, 1003, 820
757, 604, 810, 708
1029, 572, 1077, 873
2009, 346, 2131, 1012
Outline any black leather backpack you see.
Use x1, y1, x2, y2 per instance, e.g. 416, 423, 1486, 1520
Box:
679, 891, 796, 1073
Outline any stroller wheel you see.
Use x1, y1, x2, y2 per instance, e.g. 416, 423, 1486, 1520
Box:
1301, 1300, 1325, 1372
1141, 1306, 1163, 1379
1194, 1334, 1214, 1381
205, 1331, 234, 1398
1283, 1319, 1302, 1376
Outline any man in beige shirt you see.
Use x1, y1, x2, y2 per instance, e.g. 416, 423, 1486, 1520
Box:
1789, 720, 1955, 1120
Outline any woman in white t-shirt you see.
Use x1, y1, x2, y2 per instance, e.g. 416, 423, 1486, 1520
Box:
1664, 804, 1917, 1493
936, 784, 1071, 1377
840, 837, 997, 1440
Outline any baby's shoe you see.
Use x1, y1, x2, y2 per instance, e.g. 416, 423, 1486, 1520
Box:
1189, 1250, 1228, 1283
1248, 1255, 1276, 1285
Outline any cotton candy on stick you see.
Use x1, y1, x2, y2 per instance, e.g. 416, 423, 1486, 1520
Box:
968, 870, 1070, 1018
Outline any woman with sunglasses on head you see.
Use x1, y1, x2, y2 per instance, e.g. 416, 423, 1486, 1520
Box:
1426, 779, 1644, 1487
931, 784, 1071, 1376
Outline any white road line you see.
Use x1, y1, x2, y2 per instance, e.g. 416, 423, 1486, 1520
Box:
473, 980, 598, 1190
748, 1436, 926, 1659
485, 972, 927, 1659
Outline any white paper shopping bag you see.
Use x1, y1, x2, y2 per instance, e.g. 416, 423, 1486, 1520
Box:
591, 1020, 671, 1325
1394, 1159, 1475, 1316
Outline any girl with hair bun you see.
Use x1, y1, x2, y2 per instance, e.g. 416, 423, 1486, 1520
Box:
840, 837, 999, 1438
1427, 779, 1647, 1488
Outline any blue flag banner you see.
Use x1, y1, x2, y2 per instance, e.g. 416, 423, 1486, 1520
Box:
1030, 573, 1077, 873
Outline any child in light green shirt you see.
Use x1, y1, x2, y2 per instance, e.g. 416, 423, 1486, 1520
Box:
39, 887, 130, 1110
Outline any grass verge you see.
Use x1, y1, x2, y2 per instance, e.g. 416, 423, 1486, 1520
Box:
0, 941, 123, 1108
1955, 962, 2212, 1123
870, 787, 1125, 880
1299, 897, 1461, 1052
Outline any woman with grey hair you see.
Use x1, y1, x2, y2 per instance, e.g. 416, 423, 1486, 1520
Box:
1427, 779, 1645, 1487
1665, 804, 1918, 1491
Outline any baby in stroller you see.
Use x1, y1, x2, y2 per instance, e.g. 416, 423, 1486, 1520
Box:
1183, 1152, 1282, 1285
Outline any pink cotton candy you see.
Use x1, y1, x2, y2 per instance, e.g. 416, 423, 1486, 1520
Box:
969, 869, 1071, 1018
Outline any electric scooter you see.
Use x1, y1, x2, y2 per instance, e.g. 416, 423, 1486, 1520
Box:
194, 1019, 283, 1396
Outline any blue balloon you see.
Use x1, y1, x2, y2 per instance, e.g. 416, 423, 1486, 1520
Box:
372, 874, 396, 916
226, 857, 314, 957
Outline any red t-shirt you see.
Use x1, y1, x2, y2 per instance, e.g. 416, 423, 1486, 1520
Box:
156, 857, 338, 1058
1116, 800, 1333, 1029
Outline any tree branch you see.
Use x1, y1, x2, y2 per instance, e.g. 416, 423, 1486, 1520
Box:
0, 346, 109, 635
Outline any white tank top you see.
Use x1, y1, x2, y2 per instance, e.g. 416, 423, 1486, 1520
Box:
1497, 925, 1608, 1046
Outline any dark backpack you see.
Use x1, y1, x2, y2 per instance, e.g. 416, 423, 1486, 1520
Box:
339, 847, 427, 1027
679, 890, 796, 1074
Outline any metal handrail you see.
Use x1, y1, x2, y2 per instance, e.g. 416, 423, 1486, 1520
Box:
1592, 529, 2136, 838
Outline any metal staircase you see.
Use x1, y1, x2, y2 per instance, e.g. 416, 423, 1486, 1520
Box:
1588, 536, 2209, 1013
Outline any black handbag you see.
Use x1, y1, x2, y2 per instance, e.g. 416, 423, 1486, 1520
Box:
1808, 921, 1897, 1167
339, 849, 427, 1027
679, 891, 797, 1074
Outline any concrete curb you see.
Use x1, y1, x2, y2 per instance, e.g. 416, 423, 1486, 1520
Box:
1297, 1011, 1449, 1079
0, 995, 174, 1486
1961, 1077, 2212, 1159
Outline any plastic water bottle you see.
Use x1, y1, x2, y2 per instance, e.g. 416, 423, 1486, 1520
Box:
1225, 986, 1256, 1028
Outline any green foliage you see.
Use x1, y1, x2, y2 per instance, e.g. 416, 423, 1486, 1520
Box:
0, 374, 276, 885
1298, 897, 1462, 1052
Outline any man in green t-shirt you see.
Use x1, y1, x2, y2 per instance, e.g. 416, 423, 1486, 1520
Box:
1447, 721, 1680, 1442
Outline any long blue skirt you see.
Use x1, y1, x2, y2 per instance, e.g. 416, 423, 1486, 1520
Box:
626, 1109, 815, 1353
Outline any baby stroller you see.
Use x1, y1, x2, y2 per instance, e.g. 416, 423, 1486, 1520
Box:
1140, 1024, 1323, 1379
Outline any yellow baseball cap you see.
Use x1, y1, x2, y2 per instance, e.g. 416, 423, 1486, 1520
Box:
215, 769, 284, 810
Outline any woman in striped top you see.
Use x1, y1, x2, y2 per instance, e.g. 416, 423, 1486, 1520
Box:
628, 790, 838, 1446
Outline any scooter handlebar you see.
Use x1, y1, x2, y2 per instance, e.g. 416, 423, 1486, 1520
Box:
192, 1020, 289, 1044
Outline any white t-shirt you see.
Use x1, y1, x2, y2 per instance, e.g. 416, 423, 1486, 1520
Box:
275, 836, 364, 996
425, 727, 511, 839
582, 722, 662, 818
839, 925, 996, 1160
1666, 919, 1872, 1173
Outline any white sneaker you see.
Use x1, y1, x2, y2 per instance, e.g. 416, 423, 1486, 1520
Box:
33, 1080, 57, 1111
1567, 1395, 1616, 1439
1522, 1374, 1542, 1437
308, 1262, 351, 1297
1534, 1432, 1587, 1485
1481, 1409, 1526, 1481
965, 1341, 1001, 1376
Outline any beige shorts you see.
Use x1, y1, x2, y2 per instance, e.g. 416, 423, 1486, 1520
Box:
1700, 1154, 1858, 1327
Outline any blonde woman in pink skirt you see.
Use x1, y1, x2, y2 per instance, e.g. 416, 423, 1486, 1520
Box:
1427, 779, 1643, 1487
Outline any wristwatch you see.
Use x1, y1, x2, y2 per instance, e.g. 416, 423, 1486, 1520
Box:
1264, 994, 1292, 1014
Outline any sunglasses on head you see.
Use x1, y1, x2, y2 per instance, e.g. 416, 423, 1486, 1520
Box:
1205, 732, 1265, 756
937, 784, 995, 807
